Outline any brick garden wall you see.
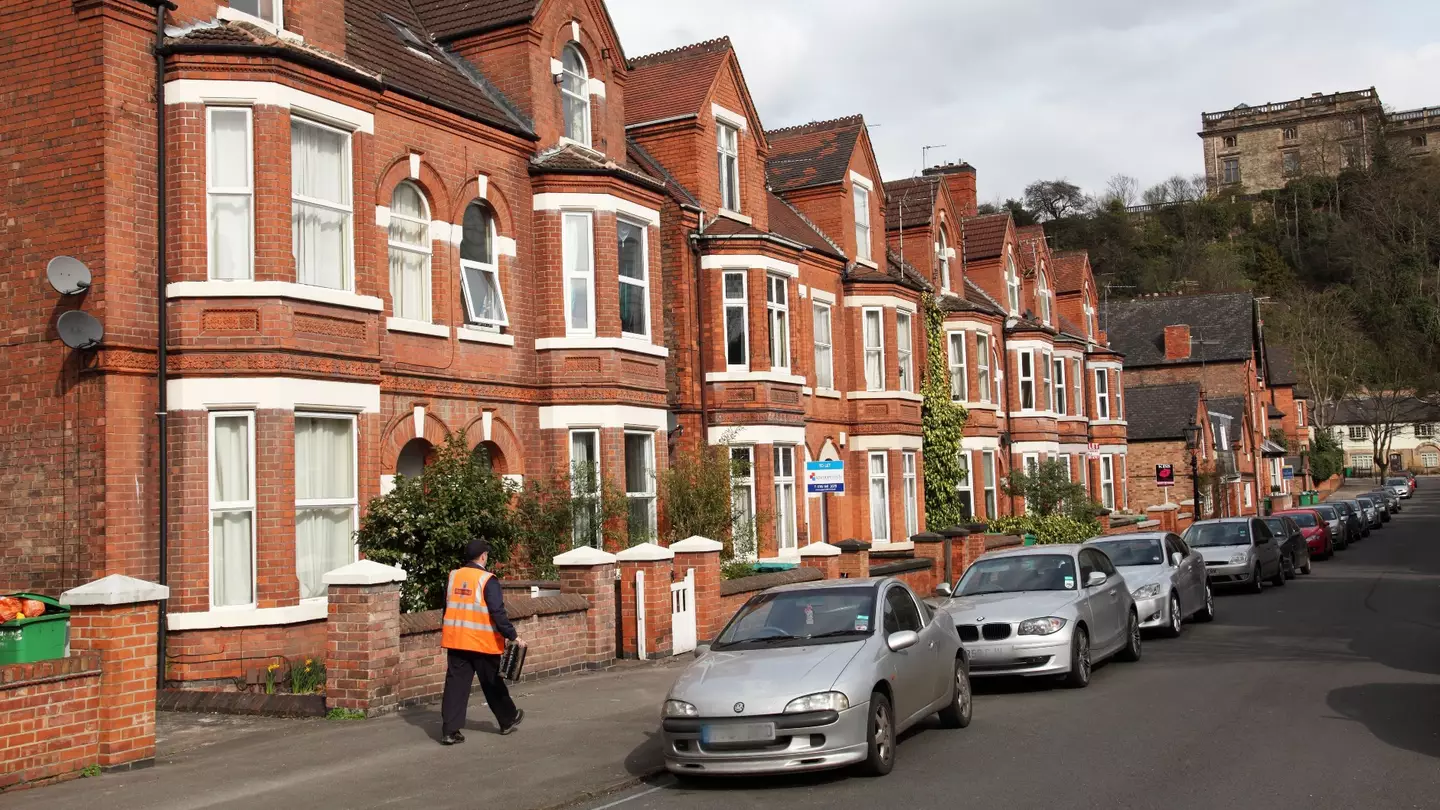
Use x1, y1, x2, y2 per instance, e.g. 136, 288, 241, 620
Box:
0, 655, 102, 792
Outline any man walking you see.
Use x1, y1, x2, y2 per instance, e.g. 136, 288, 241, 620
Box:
440, 538, 523, 744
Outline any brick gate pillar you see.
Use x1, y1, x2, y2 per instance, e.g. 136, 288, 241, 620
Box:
910, 532, 945, 594
936, 526, 972, 579
616, 543, 675, 659
834, 539, 871, 579
670, 536, 724, 641
61, 574, 169, 770
799, 541, 841, 579
322, 560, 406, 717
555, 546, 618, 667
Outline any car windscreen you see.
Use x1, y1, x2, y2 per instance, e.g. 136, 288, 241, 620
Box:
1089, 538, 1164, 567
956, 554, 1078, 595
1262, 518, 1291, 536
1357, 498, 1373, 507
1314, 506, 1338, 519
1387, 478, 1408, 486
714, 587, 876, 649
1184, 522, 1251, 547
1286, 512, 1318, 527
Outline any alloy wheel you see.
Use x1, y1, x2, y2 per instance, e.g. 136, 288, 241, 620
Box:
1169, 594, 1183, 636
1079, 634, 1091, 679
874, 703, 893, 764
957, 668, 972, 722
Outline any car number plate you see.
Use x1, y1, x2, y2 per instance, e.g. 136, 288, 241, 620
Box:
969, 645, 1012, 660
701, 722, 776, 744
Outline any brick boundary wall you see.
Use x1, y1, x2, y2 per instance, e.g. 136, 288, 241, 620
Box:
717, 568, 823, 621
0, 655, 102, 791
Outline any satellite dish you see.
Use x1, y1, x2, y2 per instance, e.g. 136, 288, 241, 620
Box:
47, 256, 92, 295
57, 310, 104, 350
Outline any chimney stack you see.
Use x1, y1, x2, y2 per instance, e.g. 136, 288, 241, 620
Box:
1164, 324, 1192, 360
923, 161, 978, 217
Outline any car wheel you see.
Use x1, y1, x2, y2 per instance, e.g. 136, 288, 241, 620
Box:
860, 691, 896, 776
1194, 585, 1216, 622
1282, 553, 1296, 581
1301, 552, 1313, 575
1062, 628, 1092, 689
1117, 611, 1142, 662
937, 659, 972, 729
1250, 563, 1264, 594
1163, 592, 1183, 638
1271, 559, 1287, 587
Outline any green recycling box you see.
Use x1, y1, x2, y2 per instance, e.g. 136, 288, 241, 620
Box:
0, 593, 70, 665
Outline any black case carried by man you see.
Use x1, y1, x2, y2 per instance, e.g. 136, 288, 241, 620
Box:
500, 639, 528, 681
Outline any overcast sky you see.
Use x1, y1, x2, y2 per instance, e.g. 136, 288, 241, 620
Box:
608, 0, 1440, 204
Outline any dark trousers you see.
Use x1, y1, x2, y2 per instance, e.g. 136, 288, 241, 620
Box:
441, 648, 518, 735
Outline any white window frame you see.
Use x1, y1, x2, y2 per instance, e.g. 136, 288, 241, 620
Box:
1038, 272, 1052, 325
854, 184, 872, 261
938, 230, 951, 292
290, 116, 354, 292
1006, 255, 1021, 313
896, 312, 914, 393
1100, 454, 1116, 510
624, 430, 657, 542
387, 180, 432, 323
1415, 423, 1435, 439
723, 271, 749, 371
459, 202, 508, 329
206, 106, 254, 282
569, 428, 602, 548
1083, 301, 1096, 339
1094, 368, 1111, 419
948, 331, 968, 402
868, 451, 890, 543
957, 450, 973, 518
209, 410, 256, 609
1041, 350, 1053, 412
1347, 425, 1366, 441
982, 450, 998, 518
1296, 401, 1306, 426
976, 332, 991, 404
227, 0, 283, 28
1072, 358, 1084, 417
767, 275, 790, 371
1059, 453, 1072, 482
617, 216, 650, 339
863, 307, 885, 391
563, 211, 596, 336
1422, 451, 1439, 468
294, 412, 358, 600
560, 43, 592, 147
1053, 356, 1067, 415
902, 451, 919, 538
774, 445, 798, 551
1022, 452, 1040, 514
813, 302, 833, 390
731, 446, 757, 553
1019, 350, 1035, 410
1243, 481, 1253, 509
717, 122, 741, 213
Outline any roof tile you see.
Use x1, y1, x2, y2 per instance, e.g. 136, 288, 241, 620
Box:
766, 193, 845, 260
960, 213, 1010, 262
882, 177, 938, 230
764, 115, 864, 192
1052, 251, 1089, 294
1127, 383, 1202, 441
1104, 292, 1256, 368
626, 39, 732, 127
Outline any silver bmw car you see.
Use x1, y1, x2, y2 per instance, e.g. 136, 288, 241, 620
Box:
661, 578, 969, 778
934, 545, 1142, 688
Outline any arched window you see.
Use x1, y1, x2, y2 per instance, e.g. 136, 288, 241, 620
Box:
1037, 269, 1051, 325
459, 201, 508, 329
560, 44, 591, 146
388, 181, 430, 322
938, 229, 950, 292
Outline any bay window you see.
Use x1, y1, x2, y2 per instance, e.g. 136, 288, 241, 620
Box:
210, 412, 255, 608
718, 122, 740, 212
388, 180, 431, 322
976, 332, 991, 403
1072, 358, 1084, 416
902, 452, 918, 538
1054, 356, 1067, 414
1100, 454, 1115, 509
569, 430, 601, 547
897, 312, 914, 393
730, 447, 756, 554
624, 432, 656, 542
863, 308, 884, 391
767, 275, 789, 371
460, 202, 507, 329
291, 118, 353, 291
868, 452, 890, 542
617, 218, 648, 338
1095, 368, 1110, 419
723, 272, 748, 369
813, 302, 833, 389
957, 451, 973, 518
1041, 350, 1053, 411
1019, 350, 1035, 410
563, 211, 595, 335
949, 331, 968, 402
982, 450, 997, 518
773, 446, 797, 551
207, 107, 253, 281
295, 414, 357, 599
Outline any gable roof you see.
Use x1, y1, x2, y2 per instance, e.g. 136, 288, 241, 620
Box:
767, 193, 846, 261
960, 213, 1010, 262
626, 38, 734, 128
409, 0, 537, 40
1126, 383, 1202, 441
764, 115, 865, 192
883, 177, 939, 231
1015, 225, 1048, 276
1104, 292, 1256, 368
1052, 251, 1090, 294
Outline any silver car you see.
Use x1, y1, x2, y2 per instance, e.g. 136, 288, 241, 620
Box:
1312, 504, 1350, 550
1354, 496, 1382, 530
933, 545, 1142, 689
1386, 477, 1411, 499
1184, 517, 1285, 593
661, 578, 968, 778
1085, 532, 1215, 637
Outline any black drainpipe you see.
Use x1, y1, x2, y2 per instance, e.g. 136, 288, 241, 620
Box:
688, 209, 708, 438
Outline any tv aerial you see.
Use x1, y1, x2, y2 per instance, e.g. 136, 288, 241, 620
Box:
46, 256, 92, 295
57, 310, 104, 350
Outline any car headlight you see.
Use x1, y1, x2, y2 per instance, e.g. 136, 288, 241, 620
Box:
1131, 583, 1162, 599
663, 699, 698, 718
1228, 551, 1249, 565
1017, 617, 1066, 636
783, 691, 850, 713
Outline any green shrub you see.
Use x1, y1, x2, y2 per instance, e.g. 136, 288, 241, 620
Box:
920, 294, 970, 528
987, 513, 1102, 545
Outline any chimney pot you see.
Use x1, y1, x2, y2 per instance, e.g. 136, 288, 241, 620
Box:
1164, 324, 1192, 361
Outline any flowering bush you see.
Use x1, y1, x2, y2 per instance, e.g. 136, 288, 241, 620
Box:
289, 657, 325, 694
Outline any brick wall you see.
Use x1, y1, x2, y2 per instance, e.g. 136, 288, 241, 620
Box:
167, 621, 328, 687
0, 655, 101, 792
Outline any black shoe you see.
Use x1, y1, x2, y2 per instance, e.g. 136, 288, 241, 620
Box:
440, 732, 465, 746
500, 709, 525, 735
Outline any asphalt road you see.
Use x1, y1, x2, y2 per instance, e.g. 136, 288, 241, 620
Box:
585, 489, 1440, 810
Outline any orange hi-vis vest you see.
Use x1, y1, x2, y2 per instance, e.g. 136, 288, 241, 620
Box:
441, 567, 505, 654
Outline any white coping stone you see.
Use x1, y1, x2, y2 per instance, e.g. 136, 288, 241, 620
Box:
671, 536, 724, 553
61, 574, 169, 607
615, 541, 676, 562
322, 559, 408, 586
554, 546, 618, 566
798, 542, 842, 558
1148, 503, 1180, 511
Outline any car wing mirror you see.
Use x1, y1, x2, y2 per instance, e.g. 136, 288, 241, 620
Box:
693, 643, 711, 659
1170, 552, 1183, 567
934, 582, 953, 598
886, 630, 919, 652
1086, 571, 1108, 588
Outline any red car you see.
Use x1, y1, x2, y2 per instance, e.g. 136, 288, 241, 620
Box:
1274, 509, 1335, 559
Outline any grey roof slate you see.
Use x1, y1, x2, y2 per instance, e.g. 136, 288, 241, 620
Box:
1103, 292, 1257, 368
1125, 383, 1202, 441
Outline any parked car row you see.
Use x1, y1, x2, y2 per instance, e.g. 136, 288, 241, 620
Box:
658, 489, 1411, 780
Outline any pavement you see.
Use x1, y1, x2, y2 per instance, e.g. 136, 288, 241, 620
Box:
7, 482, 1439, 810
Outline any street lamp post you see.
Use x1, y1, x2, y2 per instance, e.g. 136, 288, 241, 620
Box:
1184, 421, 1203, 519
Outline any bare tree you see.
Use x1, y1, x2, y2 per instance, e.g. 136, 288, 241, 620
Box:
1102, 174, 1139, 208
1345, 347, 1425, 481
1023, 179, 1089, 221
1268, 289, 1362, 429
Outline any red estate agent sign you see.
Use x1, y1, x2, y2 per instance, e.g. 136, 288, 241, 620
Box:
1155, 464, 1175, 487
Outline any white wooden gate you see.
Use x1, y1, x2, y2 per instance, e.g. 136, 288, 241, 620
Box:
671, 568, 697, 655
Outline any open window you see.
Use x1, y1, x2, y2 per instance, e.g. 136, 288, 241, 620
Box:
460, 201, 508, 330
